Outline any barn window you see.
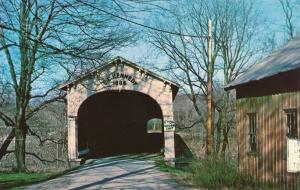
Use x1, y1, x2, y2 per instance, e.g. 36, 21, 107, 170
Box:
247, 113, 257, 153
285, 109, 297, 139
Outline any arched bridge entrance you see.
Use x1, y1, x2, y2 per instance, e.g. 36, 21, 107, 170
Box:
60, 57, 179, 162
78, 90, 163, 157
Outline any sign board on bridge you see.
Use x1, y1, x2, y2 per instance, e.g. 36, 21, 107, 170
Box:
287, 139, 300, 172
164, 120, 175, 132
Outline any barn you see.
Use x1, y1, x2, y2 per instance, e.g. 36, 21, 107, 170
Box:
225, 37, 300, 188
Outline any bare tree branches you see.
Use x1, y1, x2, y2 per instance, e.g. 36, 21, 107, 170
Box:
0, 0, 150, 170
28, 127, 64, 146
5, 150, 65, 163
149, 0, 260, 156
217, 0, 259, 85
0, 28, 18, 91
26, 92, 66, 120
0, 0, 180, 170
0, 129, 15, 160
0, 111, 14, 127
279, 0, 296, 39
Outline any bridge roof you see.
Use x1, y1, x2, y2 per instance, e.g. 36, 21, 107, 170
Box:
59, 56, 179, 93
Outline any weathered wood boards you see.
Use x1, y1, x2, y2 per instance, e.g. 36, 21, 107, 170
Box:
237, 92, 300, 189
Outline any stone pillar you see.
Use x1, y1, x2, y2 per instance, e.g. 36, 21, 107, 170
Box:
164, 119, 175, 162
68, 116, 78, 160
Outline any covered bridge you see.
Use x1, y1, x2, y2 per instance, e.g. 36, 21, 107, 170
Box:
60, 57, 179, 162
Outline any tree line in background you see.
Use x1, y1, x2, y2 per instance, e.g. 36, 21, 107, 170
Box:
0, 0, 299, 172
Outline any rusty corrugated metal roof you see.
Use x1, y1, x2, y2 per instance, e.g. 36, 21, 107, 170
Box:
225, 36, 300, 90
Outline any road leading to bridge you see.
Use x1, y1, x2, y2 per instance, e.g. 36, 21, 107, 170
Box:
24, 154, 191, 190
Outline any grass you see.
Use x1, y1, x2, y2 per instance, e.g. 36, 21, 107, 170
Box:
0, 165, 80, 189
155, 158, 194, 187
188, 156, 254, 189
0, 172, 58, 189
155, 155, 281, 190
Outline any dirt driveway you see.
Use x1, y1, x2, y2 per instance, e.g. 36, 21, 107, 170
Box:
24, 154, 191, 190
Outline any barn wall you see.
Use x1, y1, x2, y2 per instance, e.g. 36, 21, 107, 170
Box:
237, 91, 300, 189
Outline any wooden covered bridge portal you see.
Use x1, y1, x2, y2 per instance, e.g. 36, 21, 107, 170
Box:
60, 57, 179, 161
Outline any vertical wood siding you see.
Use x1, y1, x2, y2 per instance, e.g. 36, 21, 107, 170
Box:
237, 91, 300, 189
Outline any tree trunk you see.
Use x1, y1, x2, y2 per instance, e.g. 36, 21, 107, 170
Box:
14, 118, 27, 172
221, 91, 230, 156
221, 127, 229, 155
215, 108, 223, 154
0, 129, 15, 160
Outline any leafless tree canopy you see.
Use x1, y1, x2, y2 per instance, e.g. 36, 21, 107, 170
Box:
149, 0, 261, 155
278, 0, 297, 39
0, 0, 166, 171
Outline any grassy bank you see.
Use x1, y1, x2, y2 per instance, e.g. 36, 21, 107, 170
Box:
0, 172, 59, 189
155, 156, 281, 189
0, 165, 80, 190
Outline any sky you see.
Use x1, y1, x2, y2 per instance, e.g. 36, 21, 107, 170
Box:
259, 0, 296, 36
1, 0, 299, 93
115, 0, 300, 66
1, 0, 297, 69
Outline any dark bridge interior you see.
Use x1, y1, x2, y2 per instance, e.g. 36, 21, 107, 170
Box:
78, 90, 163, 158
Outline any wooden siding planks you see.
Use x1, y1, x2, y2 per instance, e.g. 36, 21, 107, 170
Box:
237, 91, 300, 189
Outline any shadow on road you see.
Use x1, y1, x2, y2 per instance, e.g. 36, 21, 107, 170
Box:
70, 165, 156, 190
24, 154, 189, 190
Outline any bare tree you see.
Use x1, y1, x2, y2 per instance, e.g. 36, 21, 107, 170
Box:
0, 0, 154, 171
0, 66, 15, 160
279, 0, 297, 39
216, 0, 260, 155
149, 0, 220, 156
149, 0, 260, 156
260, 0, 299, 56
